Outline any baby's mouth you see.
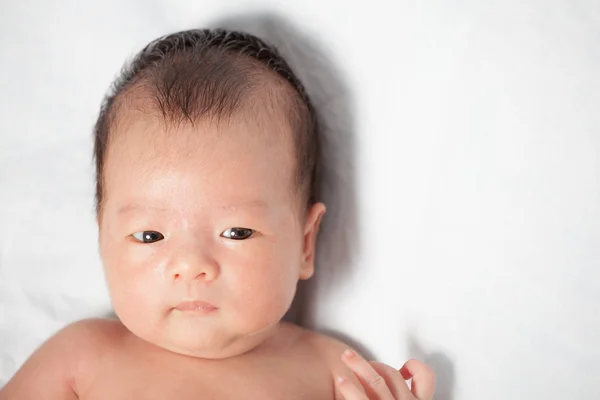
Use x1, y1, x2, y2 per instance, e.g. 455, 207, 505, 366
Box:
173, 300, 218, 313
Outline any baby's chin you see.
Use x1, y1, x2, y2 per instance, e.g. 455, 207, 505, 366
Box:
130, 315, 283, 359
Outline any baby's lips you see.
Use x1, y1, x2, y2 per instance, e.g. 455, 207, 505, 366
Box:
173, 299, 218, 313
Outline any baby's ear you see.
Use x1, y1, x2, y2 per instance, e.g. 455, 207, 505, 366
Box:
299, 202, 326, 280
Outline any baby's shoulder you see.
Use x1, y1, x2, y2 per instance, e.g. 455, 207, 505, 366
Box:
50, 318, 127, 381
48, 317, 126, 357
0, 318, 126, 398
57, 317, 127, 351
294, 325, 365, 398
307, 329, 356, 367
276, 322, 354, 368
301, 328, 349, 356
280, 324, 346, 365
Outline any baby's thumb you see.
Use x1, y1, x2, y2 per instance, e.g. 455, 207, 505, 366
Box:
399, 359, 435, 400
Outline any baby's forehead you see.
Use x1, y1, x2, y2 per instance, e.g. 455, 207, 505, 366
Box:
106, 106, 296, 184
110, 107, 294, 161
102, 114, 300, 216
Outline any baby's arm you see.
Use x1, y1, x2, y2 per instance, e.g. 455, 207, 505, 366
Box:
0, 318, 116, 400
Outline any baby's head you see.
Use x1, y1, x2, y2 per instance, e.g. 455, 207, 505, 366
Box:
93, 29, 326, 358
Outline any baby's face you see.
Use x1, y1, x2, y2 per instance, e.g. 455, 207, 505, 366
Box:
98, 109, 324, 359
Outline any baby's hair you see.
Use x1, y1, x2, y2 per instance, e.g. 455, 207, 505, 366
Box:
93, 29, 319, 220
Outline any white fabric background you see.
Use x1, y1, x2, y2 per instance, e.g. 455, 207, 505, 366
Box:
1, 1, 599, 399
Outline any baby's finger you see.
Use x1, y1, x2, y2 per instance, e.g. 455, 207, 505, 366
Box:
399, 359, 435, 400
369, 362, 412, 399
335, 376, 369, 400
341, 349, 394, 399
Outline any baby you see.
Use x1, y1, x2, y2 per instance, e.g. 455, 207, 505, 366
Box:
0, 29, 434, 399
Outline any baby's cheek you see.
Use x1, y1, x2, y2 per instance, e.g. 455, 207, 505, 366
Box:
104, 254, 163, 322
230, 260, 298, 329
110, 274, 166, 343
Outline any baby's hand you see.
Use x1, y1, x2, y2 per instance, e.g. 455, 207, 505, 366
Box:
335, 350, 435, 400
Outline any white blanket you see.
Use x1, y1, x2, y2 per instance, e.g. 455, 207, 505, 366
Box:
1, 1, 599, 398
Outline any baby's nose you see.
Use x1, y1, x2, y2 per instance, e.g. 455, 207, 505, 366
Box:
169, 251, 220, 282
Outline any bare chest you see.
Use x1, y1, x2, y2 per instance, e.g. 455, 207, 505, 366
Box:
79, 349, 335, 400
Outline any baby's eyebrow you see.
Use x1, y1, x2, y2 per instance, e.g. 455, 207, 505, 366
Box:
218, 200, 268, 211
117, 200, 268, 215
118, 204, 168, 215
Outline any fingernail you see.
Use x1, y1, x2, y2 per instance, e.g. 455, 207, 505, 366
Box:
343, 349, 355, 358
336, 376, 347, 384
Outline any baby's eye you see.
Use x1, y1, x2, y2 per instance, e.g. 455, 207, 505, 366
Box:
221, 228, 254, 240
131, 231, 164, 243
